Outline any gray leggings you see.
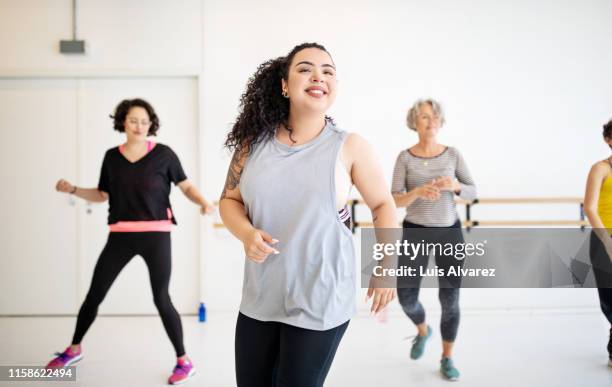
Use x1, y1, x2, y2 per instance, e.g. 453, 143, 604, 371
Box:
397, 287, 460, 342
397, 220, 463, 342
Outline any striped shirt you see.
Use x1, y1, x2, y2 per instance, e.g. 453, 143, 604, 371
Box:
391, 146, 476, 227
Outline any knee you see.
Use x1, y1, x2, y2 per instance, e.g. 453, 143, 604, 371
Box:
397, 289, 419, 310
153, 292, 172, 310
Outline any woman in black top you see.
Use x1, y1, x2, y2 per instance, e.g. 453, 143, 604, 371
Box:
47, 98, 214, 385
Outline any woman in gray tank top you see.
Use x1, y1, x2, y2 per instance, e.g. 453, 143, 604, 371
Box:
219, 42, 397, 387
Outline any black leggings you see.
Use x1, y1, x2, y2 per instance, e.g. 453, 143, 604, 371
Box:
235, 312, 349, 387
396, 220, 463, 342
589, 231, 612, 357
72, 232, 185, 357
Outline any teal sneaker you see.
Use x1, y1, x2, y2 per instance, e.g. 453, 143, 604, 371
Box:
410, 325, 432, 360
440, 357, 460, 381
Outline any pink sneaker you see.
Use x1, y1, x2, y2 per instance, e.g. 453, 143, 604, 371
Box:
46, 346, 83, 369
168, 358, 195, 385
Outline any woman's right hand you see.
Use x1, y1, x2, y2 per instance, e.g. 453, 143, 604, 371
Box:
56, 179, 74, 194
417, 181, 441, 201
242, 229, 279, 263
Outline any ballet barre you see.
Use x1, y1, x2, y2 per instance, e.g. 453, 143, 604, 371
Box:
352, 197, 587, 231
211, 197, 588, 231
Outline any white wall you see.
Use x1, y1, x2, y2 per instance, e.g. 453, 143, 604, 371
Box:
0, 0, 202, 74
0, 0, 610, 315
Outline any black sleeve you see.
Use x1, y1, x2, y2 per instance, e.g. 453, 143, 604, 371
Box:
167, 148, 187, 185
97, 151, 110, 193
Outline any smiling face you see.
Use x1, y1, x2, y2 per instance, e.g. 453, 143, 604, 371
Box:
414, 102, 441, 138
281, 47, 337, 115
123, 106, 151, 142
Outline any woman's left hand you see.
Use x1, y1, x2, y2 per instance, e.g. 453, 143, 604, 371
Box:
200, 202, 216, 215
434, 176, 461, 193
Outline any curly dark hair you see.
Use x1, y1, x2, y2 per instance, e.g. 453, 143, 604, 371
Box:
604, 119, 612, 141
224, 42, 335, 154
110, 98, 160, 136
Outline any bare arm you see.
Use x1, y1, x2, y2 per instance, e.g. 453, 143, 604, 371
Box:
344, 134, 397, 313
345, 134, 396, 228
219, 149, 278, 262
56, 179, 107, 203
177, 180, 215, 214
219, 150, 254, 240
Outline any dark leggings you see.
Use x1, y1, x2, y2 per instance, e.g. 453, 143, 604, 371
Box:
72, 232, 185, 357
589, 231, 612, 356
396, 220, 463, 342
235, 312, 349, 387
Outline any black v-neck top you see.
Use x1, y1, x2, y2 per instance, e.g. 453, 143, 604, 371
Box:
97, 143, 187, 225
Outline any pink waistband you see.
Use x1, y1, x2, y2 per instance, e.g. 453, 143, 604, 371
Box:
109, 209, 174, 232
109, 220, 173, 232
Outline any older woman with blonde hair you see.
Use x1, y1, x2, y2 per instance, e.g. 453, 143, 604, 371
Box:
391, 98, 476, 381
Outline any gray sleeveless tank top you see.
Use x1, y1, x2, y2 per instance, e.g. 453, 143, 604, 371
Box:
239, 121, 356, 330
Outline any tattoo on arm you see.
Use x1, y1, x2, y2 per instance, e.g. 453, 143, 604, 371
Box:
220, 149, 245, 200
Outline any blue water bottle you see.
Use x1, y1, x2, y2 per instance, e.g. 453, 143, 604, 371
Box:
198, 302, 206, 323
